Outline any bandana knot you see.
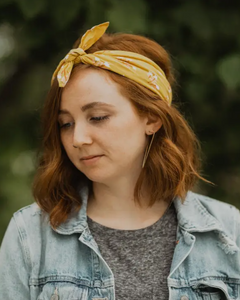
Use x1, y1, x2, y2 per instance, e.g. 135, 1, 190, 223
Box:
65, 48, 86, 63
52, 48, 86, 87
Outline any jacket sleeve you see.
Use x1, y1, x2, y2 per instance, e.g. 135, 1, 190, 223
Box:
235, 207, 240, 241
0, 216, 31, 300
234, 207, 240, 274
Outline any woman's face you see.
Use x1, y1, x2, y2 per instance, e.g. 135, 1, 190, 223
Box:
59, 68, 150, 184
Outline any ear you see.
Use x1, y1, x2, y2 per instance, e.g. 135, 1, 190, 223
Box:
145, 114, 162, 134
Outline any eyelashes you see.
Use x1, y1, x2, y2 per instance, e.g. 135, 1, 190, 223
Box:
90, 115, 110, 122
59, 115, 110, 129
60, 122, 73, 129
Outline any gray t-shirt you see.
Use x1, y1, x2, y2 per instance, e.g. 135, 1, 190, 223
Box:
87, 202, 178, 300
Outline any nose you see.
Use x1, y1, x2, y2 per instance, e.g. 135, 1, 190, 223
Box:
72, 123, 93, 148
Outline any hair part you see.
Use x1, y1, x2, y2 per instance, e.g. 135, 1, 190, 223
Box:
33, 31, 213, 228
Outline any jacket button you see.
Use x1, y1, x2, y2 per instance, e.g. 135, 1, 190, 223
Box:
180, 296, 189, 300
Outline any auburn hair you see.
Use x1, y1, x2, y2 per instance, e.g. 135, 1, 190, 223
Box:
33, 31, 213, 228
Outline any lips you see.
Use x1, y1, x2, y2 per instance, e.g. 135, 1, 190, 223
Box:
81, 155, 102, 160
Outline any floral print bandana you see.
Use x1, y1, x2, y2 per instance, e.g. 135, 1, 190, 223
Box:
51, 22, 172, 105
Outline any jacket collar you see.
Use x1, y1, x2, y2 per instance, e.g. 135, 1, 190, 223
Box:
54, 185, 89, 235
174, 191, 239, 254
174, 190, 224, 232
53, 186, 238, 253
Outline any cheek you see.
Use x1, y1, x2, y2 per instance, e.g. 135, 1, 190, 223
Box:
108, 121, 144, 154
60, 133, 72, 153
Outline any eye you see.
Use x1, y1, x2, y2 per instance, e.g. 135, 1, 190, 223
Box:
90, 116, 110, 122
59, 122, 74, 129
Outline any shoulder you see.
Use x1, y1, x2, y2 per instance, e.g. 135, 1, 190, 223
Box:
188, 191, 239, 220
0, 203, 49, 272
185, 191, 240, 240
11, 202, 51, 242
13, 202, 43, 218
13, 202, 47, 225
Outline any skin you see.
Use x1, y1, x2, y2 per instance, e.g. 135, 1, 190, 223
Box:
59, 68, 169, 230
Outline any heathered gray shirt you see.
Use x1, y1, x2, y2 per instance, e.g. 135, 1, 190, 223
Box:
87, 202, 178, 300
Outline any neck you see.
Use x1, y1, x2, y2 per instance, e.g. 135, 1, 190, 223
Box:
86, 179, 170, 230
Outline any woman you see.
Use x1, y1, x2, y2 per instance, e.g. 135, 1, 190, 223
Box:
0, 22, 239, 300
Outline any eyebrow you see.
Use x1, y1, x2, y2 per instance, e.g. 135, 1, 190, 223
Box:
81, 102, 115, 112
58, 102, 115, 115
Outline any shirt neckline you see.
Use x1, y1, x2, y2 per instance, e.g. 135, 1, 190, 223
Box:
87, 202, 175, 234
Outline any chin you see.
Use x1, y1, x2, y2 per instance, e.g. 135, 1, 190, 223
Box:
82, 169, 114, 184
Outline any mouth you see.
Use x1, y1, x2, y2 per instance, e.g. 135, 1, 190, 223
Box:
81, 155, 103, 160
80, 155, 104, 165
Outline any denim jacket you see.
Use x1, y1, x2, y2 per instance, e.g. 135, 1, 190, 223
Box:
0, 186, 240, 300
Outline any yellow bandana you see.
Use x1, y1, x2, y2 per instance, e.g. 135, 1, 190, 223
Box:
51, 22, 172, 105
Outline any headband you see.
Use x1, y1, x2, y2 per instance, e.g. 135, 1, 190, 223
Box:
51, 22, 172, 105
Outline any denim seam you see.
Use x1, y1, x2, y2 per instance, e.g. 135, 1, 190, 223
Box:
168, 277, 240, 288
13, 215, 32, 272
29, 276, 114, 288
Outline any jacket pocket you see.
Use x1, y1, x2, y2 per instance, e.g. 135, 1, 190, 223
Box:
195, 285, 226, 300
37, 282, 88, 300
192, 281, 237, 300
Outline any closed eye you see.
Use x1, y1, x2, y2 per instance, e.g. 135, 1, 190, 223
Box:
90, 116, 110, 122
60, 122, 74, 129
59, 116, 109, 129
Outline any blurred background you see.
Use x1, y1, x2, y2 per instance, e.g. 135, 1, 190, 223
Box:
0, 0, 240, 242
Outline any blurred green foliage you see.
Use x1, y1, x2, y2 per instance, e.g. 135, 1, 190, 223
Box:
0, 0, 240, 242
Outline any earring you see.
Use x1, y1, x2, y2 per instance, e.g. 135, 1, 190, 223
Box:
142, 132, 155, 168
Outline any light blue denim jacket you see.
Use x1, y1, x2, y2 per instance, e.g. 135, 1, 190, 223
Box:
0, 186, 240, 300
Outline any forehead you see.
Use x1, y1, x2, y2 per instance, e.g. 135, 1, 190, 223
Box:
60, 68, 124, 107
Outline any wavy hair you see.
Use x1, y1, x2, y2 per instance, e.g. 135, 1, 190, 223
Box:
33, 31, 213, 228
